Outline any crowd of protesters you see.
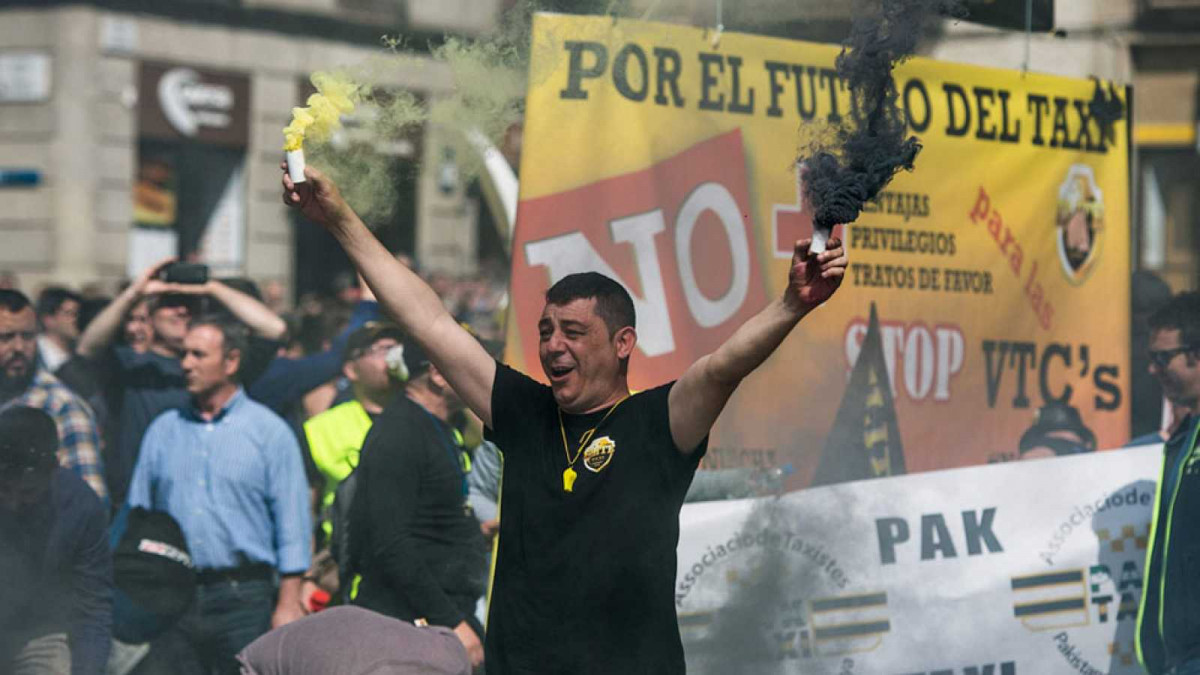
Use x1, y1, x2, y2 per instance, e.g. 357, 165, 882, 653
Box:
0, 260, 507, 675
3, 249, 1199, 675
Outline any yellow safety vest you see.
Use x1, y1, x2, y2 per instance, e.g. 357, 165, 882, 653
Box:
304, 399, 374, 538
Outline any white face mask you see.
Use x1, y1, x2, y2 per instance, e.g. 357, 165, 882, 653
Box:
385, 344, 409, 383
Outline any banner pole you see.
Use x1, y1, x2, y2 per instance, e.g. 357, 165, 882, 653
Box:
1022, 0, 1033, 73
711, 0, 724, 48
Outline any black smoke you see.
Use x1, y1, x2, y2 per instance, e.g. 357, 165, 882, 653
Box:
1088, 78, 1126, 149
802, 0, 964, 231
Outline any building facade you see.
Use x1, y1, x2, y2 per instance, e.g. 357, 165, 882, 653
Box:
0, 0, 502, 297
2, 0, 1198, 297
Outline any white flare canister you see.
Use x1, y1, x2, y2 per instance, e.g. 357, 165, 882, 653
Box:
810, 227, 829, 255
286, 149, 306, 184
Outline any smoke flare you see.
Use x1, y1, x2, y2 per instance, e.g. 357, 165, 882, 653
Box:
802, 0, 963, 231
282, 71, 365, 152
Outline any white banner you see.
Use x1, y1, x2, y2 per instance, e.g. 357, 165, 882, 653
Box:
677, 446, 1162, 675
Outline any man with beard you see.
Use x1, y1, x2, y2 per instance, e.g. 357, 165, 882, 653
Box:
283, 167, 846, 674
0, 405, 112, 675
0, 290, 106, 501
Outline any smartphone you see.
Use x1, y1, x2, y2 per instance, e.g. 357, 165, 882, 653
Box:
161, 262, 210, 285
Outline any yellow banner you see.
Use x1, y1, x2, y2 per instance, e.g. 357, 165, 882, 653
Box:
508, 14, 1130, 484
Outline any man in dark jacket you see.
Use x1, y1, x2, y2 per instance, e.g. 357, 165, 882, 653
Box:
1137, 292, 1200, 675
349, 341, 486, 670
0, 405, 112, 675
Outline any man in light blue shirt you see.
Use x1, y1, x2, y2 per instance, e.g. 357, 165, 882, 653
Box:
127, 315, 310, 675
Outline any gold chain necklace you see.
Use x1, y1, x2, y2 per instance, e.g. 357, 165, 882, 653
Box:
557, 394, 629, 493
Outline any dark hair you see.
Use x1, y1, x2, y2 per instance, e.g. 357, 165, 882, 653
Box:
1149, 292, 1200, 352
0, 406, 59, 475
188, 314, 250, 380
0, 289, 32, 314
294, 305, 352, 356
545, 273, 635, 336
219, 277, 263, 302
79, 296, 112, 334
35, 286, 81, 319
1018, 401, 1096, 457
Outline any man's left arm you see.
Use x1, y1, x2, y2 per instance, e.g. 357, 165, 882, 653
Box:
265, 423, 313, 627
669, 238, 846, 454
247, 299, 380, 413
55, 394, 108, 504
69, 491, 113, 675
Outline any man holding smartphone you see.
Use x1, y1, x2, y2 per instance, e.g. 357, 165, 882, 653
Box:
77, 260, 288, 507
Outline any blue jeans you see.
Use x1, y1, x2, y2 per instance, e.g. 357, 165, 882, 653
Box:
135, 579, 275, 675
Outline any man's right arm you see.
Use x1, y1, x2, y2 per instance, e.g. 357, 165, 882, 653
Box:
283, 166, 496, 427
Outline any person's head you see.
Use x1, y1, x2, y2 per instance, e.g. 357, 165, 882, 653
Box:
1018, 401, 1097, 461
1132, 271, 1172, 320
35, 286, 82, 345
1148, 292, 1200, 408
292, 302, 350, 356
538, 273, 637, 413
262, 280, 286, 312
331, 271, 361, 307
343, 323, 404, 403
401, 341, 464, 416
180, 315, 248, 400
0, 406, 59, 511
149, 296, 193, 355
124, 298, 153, 353
0, 290, 37, 396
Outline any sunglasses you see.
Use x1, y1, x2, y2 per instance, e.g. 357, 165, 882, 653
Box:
1149, 346, 1196, 370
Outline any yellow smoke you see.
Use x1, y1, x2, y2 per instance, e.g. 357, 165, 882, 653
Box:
282, 71, 363, 151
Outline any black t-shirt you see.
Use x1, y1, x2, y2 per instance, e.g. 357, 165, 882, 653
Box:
349, 396, 486, 633
484, 363, 707, 675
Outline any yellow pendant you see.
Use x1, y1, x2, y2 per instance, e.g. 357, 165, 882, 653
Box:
562, 467, 578, 493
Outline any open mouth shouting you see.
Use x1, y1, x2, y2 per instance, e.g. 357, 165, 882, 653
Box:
547, 363, 575, 384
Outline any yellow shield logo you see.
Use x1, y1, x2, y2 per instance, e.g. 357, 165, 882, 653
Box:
583, 436, 616, 473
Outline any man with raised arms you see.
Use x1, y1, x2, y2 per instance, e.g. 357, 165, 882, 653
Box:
282, 165, 847, 674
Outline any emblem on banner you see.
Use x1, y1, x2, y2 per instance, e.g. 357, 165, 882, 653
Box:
583, 436, 616, 473
1010, 569, 1089, 631
1054, 164, 1105, 284
1011, 487, 1151, 673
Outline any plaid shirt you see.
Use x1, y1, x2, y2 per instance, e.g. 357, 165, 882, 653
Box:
6, 369, 107, 501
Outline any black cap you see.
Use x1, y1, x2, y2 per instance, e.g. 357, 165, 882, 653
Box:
1019, 401, 1096, 456
0, 406, 59, 474
111, 507, 197, 643
400, 340, 431, 379
400, 325, 503, 382
342, 322, 405, 363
